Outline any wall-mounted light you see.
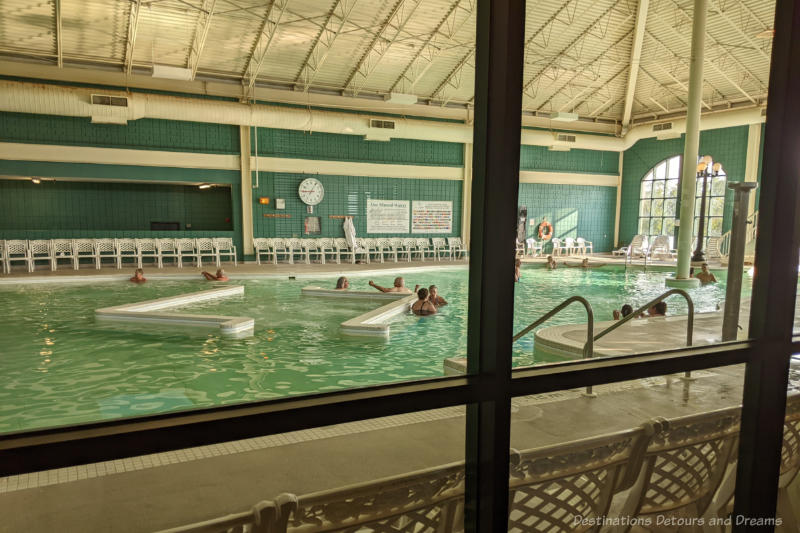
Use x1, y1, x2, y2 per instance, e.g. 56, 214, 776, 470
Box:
258, 197, 270, 205
31, 177, 41, 184
198, 183, 212, 189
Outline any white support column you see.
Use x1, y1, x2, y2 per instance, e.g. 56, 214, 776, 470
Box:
461, 143, 473, 251
614, 151, 623, 247
621, 0, 649, 130
240, 126, 254, 257
667, 0, 706, 288
745, 123, 762, 216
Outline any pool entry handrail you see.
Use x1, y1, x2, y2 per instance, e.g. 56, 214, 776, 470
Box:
513, 295, 594, 350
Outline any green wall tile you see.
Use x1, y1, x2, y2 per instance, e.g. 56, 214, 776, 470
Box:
519, 145, 619, 174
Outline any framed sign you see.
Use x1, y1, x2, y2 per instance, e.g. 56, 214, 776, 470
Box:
366, 199, 409, 233
412, 201, 453, 234
304, 216, 321, 235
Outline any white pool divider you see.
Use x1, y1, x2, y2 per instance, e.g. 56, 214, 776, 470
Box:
95, 285, 254, 338
302, 286, 415, 337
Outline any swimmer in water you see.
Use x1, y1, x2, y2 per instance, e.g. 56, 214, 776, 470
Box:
613, 304, 634, 320
369, 277, 414, 294
428, 285, 447, 307
130, 268, 146, 283
411, 287, 437, 316
515, 258, 522, 282
546, 256, 557, 270
202, 268, 229, 281
695, 263, 718, 284
647, 301, 667, 317
335, 276, 350, 290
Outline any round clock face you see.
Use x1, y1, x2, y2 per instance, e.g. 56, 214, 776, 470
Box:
298, 178, 324, 206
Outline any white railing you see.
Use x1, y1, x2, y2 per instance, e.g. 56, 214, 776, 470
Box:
719, 211, 758, 260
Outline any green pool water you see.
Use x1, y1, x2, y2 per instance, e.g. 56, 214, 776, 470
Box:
0, 266, 748, 433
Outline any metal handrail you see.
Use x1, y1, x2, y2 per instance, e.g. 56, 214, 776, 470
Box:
513, 296, 594, 395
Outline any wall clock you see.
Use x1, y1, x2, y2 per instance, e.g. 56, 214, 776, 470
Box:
298, 178, 324, 206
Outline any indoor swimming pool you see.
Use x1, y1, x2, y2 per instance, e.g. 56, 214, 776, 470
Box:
0, 266, 745, 433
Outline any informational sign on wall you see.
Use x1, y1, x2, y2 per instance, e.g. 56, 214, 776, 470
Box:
366, 199, 410, 233
412, 201, 453, 234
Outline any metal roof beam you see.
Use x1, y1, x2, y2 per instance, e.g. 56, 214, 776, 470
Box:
243, 0, 290, 92
54, 0, 63, 68
555, 63, 629, 114
621, 0, 649, 128
123, 0, 143, 75
429, 46, 474, 104
342, 0, 425, 97
294, 0, 358, 92
187, 0, 217, 80
389, 0, 475, 94
708, 0, 771, 62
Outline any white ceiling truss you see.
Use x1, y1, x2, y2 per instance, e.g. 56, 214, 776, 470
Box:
0, 0, 774, 125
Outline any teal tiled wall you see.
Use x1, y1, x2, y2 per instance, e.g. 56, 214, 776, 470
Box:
619, 125, 749, 245
252, 173, 462, 239
252, 128, 463, 167
519, 145, 619, 174
518, 183, 617, 252
0, 112, 239, 154
0, 180, 234, 238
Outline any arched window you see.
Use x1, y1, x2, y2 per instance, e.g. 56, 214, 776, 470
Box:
638, 155, 727, 246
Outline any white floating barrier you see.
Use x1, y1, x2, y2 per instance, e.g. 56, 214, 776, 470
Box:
341, 294, 417, 337
301, 286, 410, 300
95, 285, 254, 338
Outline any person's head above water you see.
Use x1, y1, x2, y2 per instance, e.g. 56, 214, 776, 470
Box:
653, 301, 667, 315
134, 268, 144, 278
394, 277, 405, 288
429, 285, 437, 297
515, 258, 522, 267
547, 255, 554, 262
582, 258, 589, 266
336, 276, 349, 289
417, 287, 429, 300
216, 269, 225, 277
621, 304, 633, 317
701, 263, 709, 273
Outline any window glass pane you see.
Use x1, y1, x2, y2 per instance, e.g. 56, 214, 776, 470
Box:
0, 408, 465, 532
710, 197, 725, 217
668, 156, 681, 179
666, 179, 679, 198
664, 199, 677, 217
650, 218, 662, 236
639, 218, 650, 234
652, 180, 665, 198
641, 179, 652, 198
640, 200, 651, 217
510, 370, 745, 532
663, 218, 675, 236
708, 217, 723, 236
651, 199, 664, 217
655, 162, 666, 180
711, 176, 727, 196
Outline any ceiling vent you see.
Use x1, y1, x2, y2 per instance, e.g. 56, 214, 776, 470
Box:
369, 119, 396, 130
91, 94, 128, 107
555, 133, 577, 143
549, 112, 578, 122
548, 145, 571, 152
652, 122, 673, 132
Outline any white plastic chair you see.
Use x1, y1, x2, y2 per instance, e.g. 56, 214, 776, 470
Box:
253, 238, 273, 265
402, 238, 419, 261
431, 238, 450, 260
550, 237, 565, 256
5, 240, 31, 272
73, 239, 100, 269
272, 238, 292, 264
334, 238, 355, 264
49, 239, 75, 270
196, 238, 218, 267
115, 239, 138, 269
416, 238, 433, 261
647, 235, 672, 260
95, 239, 118, 268
563, 237, 577, 256
135, 239, 159, 268
448, 237, 467, 259
303, 239, 324, 264
576, 237, 593, 255
355, 238, 371, 263
380, 238, 398, 262
157, 239, 180, 268
525, 238, 543, 257
29, 240, 55, 271
176, 238, 201, 268
318, 238, 338, 264
288, 239, 308, 264
362, 238, 381, 263
214, 237, 237, 266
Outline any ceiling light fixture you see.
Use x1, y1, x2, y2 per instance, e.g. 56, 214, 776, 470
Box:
549, 112, 579, 122
198, 183, 212, 189
152, 64, 193, 81
384, 93, 418, 105
31, 177, 41, 184
755, 29, 775, 39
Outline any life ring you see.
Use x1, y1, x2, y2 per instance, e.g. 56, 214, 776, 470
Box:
538, 221, 553, 240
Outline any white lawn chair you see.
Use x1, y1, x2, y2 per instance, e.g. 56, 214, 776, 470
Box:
50, 239, 75, 270
303, 239, 324, 264
135, 239, 159, 268
402, 238, 420, 261
73, 239, 100, 269
317, 238, 338, 264
95, 239, 118, 268
362, 238, 381, 263
176, 238, 201, 268
253, 238, 273, 265
288, 238, 308, 264
214, 237, 237, 266
29, 240, 55, 271
196, 238, 218, 267
647, 235, 672, 260
157, 239, 179, 268
448, 237, 467, 259
563, 237, 577, 256
550, 237, 566, 256
525, 238, 543, 257
416, 238, 434, 261
334, 238, 355, 264
576, 237, 593, 255
380, 238, 399, 262
431, 238, 450, 260
5, 240, 31, 272
115, 239, 138, 269
612, 234, 645, 257
608, 407, 740, 532
272, 238, 292, 264
355, 238, 371, 263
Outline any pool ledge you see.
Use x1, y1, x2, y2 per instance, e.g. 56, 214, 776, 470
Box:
95, 285, 254, 338
341, 294, 417, 337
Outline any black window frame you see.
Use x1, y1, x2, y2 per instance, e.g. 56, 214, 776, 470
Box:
2, 0, 799, 530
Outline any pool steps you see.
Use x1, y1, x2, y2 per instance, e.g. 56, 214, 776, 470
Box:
95, 285, 254, 338
301, 286, 415, 337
